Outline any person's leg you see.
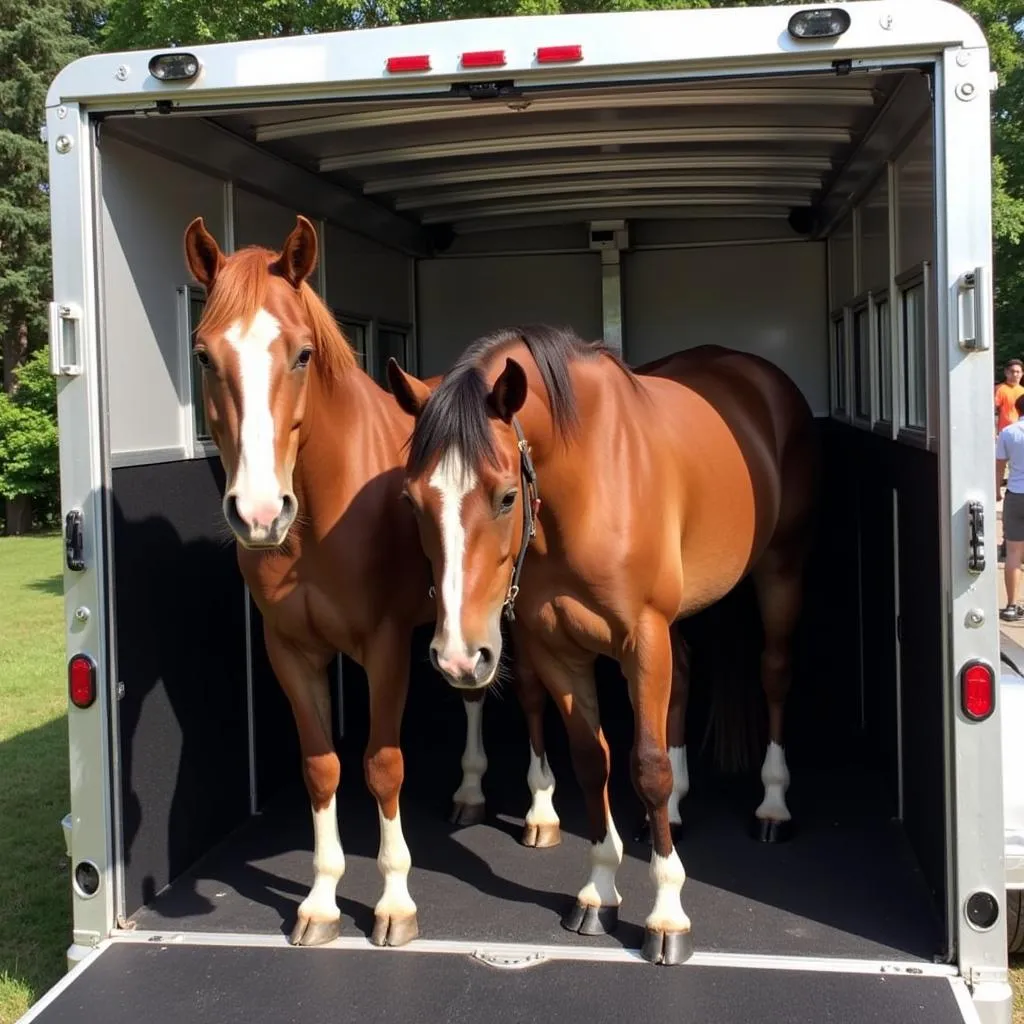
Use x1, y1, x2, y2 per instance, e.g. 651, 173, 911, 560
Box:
1004, 540, 1024, 619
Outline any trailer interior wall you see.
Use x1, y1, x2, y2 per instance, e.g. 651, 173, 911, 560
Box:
91, 61, 948, 965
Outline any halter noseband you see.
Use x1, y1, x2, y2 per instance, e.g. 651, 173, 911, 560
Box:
502, 418, 540, 622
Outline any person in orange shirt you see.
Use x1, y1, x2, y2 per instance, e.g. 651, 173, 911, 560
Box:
996, 359, 1024, 433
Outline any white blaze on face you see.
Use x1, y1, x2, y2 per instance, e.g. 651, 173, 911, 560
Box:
429, 450, 477, 660
225, 308, 283, 528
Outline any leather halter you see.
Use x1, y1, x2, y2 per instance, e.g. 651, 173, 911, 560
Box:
502, 417, 540, 622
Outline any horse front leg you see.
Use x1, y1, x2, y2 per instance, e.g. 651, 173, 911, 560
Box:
626, 610, 693, 966
364, 627, 418, 946
636, 623, 689, 843
265, 630, 344, 947
452, 690, 488, 826
516, 651, 561, 849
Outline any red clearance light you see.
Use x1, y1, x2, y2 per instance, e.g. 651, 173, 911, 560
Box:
69, 653, 97, 710
461, 49, 507, 68
961, 659, 995, 722
536, 44, 583, 64
385, 54, 431, 73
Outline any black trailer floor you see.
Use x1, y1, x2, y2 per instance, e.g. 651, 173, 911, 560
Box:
24, 942, 971, 1024
129, 748, 943, 963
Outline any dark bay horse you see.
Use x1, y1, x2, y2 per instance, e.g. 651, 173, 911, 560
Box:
181, 218, 560, 947
388, 326, 818, 964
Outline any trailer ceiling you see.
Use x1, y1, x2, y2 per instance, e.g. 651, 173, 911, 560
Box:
106, 65, 931, 243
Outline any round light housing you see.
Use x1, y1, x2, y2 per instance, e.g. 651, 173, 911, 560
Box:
148, 52, 201, 82
787, 8, 852, 40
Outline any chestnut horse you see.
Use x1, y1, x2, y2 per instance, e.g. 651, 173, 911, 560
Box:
389, 326, 818, 965
181, 217, 560, 947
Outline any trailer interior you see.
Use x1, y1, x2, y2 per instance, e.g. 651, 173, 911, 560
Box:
95, 57, 948, 969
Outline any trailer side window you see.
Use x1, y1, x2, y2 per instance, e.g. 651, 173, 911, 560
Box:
376, 323, 414, 382
874, 296, 893, 424
852, 303, 871, 422
831, 314, 848, 415
334, 312, 370, 372
178, 285, 216, 453
900, 278, 927, 431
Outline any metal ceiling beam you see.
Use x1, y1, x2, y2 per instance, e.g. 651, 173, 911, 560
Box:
450, 206, 792, 234
394, 173, 822, 210
420, 191, 808, 224
320, 125, 853, 172
362, 153, 837, 194
256, 86, 878, 141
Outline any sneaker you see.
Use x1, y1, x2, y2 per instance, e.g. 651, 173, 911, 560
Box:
1000, 604, 1023, 622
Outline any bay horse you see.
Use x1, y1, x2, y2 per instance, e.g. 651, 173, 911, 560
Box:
181, 217, 561, 947
388, 326, 818, 965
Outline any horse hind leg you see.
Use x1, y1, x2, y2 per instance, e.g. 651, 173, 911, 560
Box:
451, 691, 488, 826
636, 623, 689, 844
750, 546, 806, 843
265, 632, 345, 947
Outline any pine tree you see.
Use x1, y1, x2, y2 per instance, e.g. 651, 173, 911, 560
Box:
0, 0, 96, 532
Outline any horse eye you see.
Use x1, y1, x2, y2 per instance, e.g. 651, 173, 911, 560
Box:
194, 349, 211, 369
499, 489, 517, 514
294, 347, 313, 370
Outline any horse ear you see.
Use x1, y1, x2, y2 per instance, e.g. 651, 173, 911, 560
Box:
387, 358, 432, 418
272, 215, 319, 288
184, 217, 225, 289
487, 358, 528, 424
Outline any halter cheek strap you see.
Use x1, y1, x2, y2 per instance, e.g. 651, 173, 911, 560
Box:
502, 417, 540, 623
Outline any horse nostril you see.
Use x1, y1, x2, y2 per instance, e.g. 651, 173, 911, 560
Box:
225, 495, 245, 532
429, 647, 441, 674
475, 646, 495, 682
280, 493, 297, 523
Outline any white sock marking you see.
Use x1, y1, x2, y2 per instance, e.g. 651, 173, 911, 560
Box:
525, 749, 559, 827
375, 806, 416, 922
453, 696, 487, 808
225, 309, 282, 528
756, 740, 791, 822
430, 451, 478, 664
298, 797, 345, 923
669, 744, 688, 826
577, 812, 623, 908
646, 848, 690, 933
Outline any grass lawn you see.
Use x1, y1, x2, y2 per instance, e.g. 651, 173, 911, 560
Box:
0, 534, 69, 1024
0, 533, 1021, 1021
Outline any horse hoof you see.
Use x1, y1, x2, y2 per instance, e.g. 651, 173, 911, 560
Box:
522, 822, 561, 848
561, 900, 618, 936
371, 913, 419, 947
289, 915, 341, 947
633, 817, 684, 845
750, 816, 795, 844
450, 801, 485, 827
641, 926, 693, 965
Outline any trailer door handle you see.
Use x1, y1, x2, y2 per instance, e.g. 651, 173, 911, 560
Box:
956, 267, 990, 352
48, 301, 83, 376
65, 509, 85, 572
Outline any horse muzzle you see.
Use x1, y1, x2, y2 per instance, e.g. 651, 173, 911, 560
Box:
224, 492, 298, 549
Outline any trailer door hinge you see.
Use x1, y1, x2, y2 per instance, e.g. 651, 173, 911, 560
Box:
967, 500, 985, 573
65, 509, 85, 572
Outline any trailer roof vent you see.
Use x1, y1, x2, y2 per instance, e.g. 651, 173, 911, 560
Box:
787, 8, 851, 40
148, 52, 201, 82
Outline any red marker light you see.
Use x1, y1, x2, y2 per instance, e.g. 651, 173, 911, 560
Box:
536, 44, 583, 64
69, 654, 97, 710
385, 54, 431, 73
960, 660, 995, 721
461, 49, 507, 68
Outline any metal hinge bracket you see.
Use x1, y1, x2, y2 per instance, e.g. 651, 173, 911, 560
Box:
471, 948, 548, 970
967, 500, 985, 574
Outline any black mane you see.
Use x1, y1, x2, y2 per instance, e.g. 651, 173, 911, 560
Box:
407, 324, 632, 478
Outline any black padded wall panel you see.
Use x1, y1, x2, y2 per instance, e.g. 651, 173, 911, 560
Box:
112, 458, 250, 917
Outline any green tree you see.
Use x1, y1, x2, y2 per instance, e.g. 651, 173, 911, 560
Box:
0, 0, 96, 532
0, 348, 60, 527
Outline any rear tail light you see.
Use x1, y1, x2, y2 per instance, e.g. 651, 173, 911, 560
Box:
461, 49, 506, 68
69, 654, 97, 709
536, 44, 583, 64
960, 659, 995, 722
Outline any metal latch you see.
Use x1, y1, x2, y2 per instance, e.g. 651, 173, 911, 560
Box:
48, 301, 83, 376
957, 268, 990, 351
968, 500, 985, 573
65, 509, 85, 572
471, 948, 547, 970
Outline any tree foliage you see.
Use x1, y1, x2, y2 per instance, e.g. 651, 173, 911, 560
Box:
0, 348, 59, 514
